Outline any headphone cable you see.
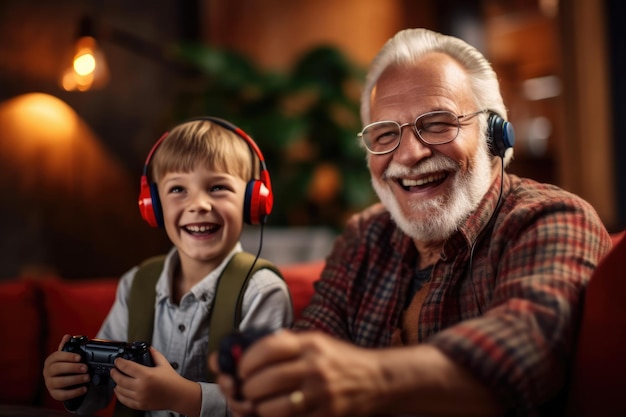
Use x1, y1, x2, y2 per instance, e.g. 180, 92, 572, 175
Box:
232, 222, 264, 329
468, 156, 505, 315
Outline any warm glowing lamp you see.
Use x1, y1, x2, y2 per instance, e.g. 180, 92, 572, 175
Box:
60, 17, 109, 92
59, 15, 192, 93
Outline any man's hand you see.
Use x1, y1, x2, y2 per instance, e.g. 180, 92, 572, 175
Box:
111, 346, 201, 417
211, 330, 383, 417
210, 329, 505, 417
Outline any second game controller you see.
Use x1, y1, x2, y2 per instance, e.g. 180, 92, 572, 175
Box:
217, 328, 274, 398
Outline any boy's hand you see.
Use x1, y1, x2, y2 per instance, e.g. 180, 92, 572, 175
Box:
111, 346, 201, 417
43, 334, 90, 401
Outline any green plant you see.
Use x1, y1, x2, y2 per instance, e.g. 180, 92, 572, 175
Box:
174, 43, 375, 229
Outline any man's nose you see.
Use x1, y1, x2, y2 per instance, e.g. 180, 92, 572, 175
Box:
393, 126, 433, 164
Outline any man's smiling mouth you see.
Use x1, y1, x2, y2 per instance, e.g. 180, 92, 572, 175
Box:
398, 171, 448, 190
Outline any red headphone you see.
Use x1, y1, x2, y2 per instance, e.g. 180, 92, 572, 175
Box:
138, 117, 274, 228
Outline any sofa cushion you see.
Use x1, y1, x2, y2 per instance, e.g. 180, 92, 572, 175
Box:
39, 278, 119, 351
0, 279, 43, 405
280, 260, 324, 320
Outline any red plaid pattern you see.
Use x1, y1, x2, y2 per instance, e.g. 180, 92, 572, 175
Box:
296, 173, 611, 416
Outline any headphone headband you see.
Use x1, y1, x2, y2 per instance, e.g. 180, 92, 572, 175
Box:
138, 117, 273, 227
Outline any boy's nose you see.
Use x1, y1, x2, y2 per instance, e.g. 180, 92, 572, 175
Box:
188, 194, 212, 212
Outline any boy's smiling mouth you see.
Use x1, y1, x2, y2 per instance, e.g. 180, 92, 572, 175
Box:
183, 223, 220, 235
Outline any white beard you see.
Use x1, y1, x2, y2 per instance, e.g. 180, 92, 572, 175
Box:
371, 142, 494, 242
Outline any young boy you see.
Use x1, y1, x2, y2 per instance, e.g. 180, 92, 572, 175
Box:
42, 117, 293, 417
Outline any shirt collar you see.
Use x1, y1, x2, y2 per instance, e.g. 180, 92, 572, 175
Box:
445, 169, 510, 255
154, 243, 244, 304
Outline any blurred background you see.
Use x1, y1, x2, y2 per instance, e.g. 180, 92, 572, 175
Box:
0, 0, 623, 279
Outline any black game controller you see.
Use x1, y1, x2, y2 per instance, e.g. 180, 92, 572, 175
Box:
218, 328, 274, 399
62, 335, 154, 412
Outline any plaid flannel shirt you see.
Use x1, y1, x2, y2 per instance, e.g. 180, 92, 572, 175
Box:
295, 172, 611, 416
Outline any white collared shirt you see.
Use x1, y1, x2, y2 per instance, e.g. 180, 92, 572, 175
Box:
96, 243, 293, 417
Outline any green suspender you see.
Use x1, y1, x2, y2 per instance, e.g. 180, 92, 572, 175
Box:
126, 255, 166, 346
114, 251, 283, 417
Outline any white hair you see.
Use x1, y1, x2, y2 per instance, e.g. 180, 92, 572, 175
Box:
361, 28, 513, 165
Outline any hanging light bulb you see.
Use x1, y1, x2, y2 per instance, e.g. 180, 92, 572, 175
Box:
60, 17, 109, 92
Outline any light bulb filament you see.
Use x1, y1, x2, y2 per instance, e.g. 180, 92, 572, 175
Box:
74, 52, 96, 76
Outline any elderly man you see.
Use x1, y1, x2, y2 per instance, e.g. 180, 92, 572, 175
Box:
212, 28, 611, 417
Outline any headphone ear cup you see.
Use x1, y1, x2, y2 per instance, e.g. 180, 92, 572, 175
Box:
138, 132, 168, 228
244, 180, 270, 225
150, 183, 164, 228
487, 112, 515, 158
138, 176, 163, 228
138, 175, 156, 228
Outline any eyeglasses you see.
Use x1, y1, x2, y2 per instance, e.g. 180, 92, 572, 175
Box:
358, 109, 488, 155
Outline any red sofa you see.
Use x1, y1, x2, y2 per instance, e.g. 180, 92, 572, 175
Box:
566, 230, 626, 415
0, 260, 325, 416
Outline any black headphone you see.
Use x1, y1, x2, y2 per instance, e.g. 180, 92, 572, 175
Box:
138, 117, 273, 228
467, 112, 514, 314
486, 112, 515, 158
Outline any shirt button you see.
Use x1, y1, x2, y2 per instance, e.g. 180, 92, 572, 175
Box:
171, 362, 179, 370
178, 324, 186, 332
